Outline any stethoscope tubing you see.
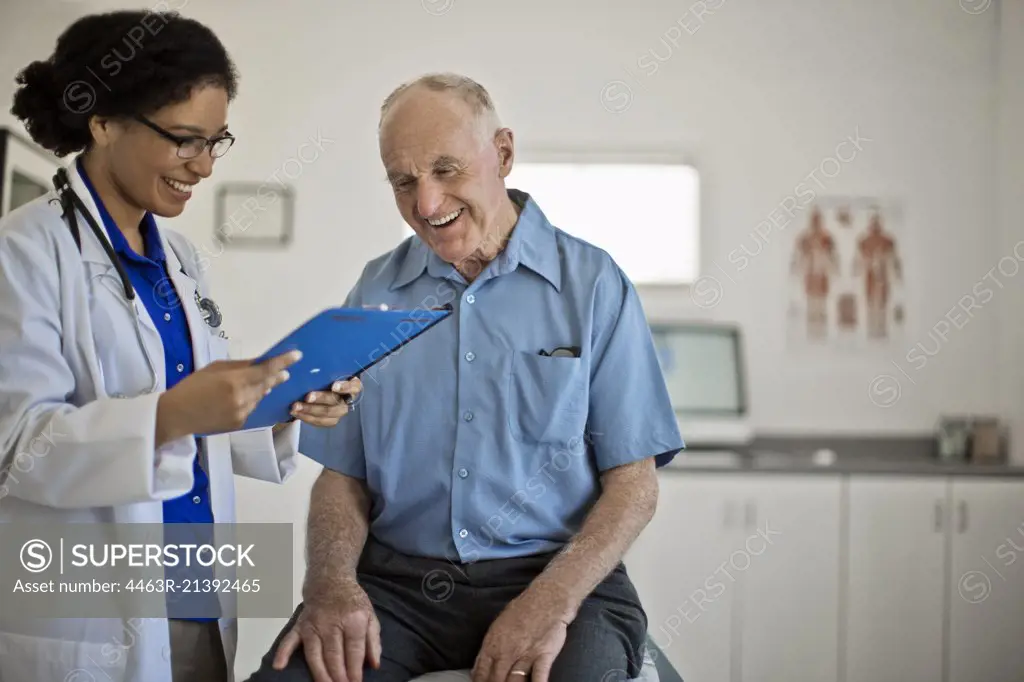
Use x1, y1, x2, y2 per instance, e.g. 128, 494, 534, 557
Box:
53, 167, 137, 301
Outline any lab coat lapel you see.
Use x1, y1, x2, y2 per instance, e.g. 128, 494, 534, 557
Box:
64, 156, 165, 359
65, 158, 115, 270
162, 232, 211, 370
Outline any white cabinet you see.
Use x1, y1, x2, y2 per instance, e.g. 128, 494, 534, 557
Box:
627, 473, 841, 682
948, 479, 1024, 682
845, 477, 947, 682
733, 476, 842, 682
626, 474, 738, 682
630, 470, 1024, 682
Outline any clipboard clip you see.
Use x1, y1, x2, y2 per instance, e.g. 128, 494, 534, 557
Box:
359, 303, 454, 312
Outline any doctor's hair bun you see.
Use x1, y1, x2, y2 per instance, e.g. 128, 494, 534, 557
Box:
9, 60, 79, 156
10, 10, 238, 157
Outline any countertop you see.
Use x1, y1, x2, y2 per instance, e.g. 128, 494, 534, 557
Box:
659, 437, 1024, 478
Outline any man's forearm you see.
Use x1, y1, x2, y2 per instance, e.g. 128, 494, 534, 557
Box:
302, 469, 371, 598
528, 458, 659, 619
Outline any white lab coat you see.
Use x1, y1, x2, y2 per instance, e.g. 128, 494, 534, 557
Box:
0, 158, 300, 682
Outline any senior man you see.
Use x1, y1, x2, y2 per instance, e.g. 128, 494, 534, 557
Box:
247, 73, 684, 682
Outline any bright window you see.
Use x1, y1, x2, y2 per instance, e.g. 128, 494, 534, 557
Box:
400, 161, 700, 286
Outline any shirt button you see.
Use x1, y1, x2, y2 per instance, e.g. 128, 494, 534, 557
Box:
465, 352, 475, 362
459, 529, 468, 538
192, 496, 201, 504
466, 294, 475, 304
164, 313, 171, 321
463, 411, 473, 422
458, 468, 468, 478
176, 363, 184, 372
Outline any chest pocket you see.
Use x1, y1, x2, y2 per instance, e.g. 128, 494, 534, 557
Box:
507, 351, 589, 446
84, 264, 156, 399
206, 334, 231, 364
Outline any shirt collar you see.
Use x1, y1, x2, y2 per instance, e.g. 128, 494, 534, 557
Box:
389, 188, 561, 291
75, 158, 167, 265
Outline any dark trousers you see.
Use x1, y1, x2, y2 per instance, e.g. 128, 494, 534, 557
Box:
245, 538, 648, 681
169, 619, 228, 682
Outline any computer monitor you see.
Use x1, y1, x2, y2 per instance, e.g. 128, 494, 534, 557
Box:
648, 321, 753, 448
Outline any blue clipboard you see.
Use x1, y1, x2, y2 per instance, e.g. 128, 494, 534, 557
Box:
240, 304, 453, 430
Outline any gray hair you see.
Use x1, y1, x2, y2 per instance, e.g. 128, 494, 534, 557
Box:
378, 72, 502, 140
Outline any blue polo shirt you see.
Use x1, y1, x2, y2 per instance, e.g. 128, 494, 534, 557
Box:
300, 189, 685, 562
78, 161, 217, 619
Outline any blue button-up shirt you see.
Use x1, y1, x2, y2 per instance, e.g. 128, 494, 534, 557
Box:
78, 161, 217, 619
302, 189, 684, 562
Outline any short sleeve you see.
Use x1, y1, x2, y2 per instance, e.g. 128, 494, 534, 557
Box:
297, 283, 367, 479
586, 267, 685, 470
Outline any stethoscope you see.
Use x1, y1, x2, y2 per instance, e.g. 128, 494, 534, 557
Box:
52, 166, 223, 331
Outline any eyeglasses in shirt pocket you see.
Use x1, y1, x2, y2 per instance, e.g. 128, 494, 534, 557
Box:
507, 350, 588, 446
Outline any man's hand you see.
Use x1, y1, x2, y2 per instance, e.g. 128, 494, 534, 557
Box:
471, 587, 574, 682
469, 458, 658, 682
272, 579, 381, 682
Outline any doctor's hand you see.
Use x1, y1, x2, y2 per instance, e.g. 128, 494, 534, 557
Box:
289, 377, 362, 428
273, 578, 381, 682
155, 350, 302, 444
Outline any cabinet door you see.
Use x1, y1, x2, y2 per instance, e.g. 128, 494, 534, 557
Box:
733, 476, 842, 682
845, 477, 947, 682
625, 473, 741, 682
948, 479, 1024, 682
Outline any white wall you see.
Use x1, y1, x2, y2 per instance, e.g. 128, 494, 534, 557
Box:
996, 1, 1024, 464
0, 0, 1017, 675
7, 0, 1003, 438
0, 2, 85, 130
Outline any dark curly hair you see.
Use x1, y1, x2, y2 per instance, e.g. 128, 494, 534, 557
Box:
10, 10, 238, 157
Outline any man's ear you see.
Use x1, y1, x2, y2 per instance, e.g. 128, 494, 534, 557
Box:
495, 128, 515, 178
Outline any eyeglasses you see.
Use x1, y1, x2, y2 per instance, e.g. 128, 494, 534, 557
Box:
133, 115, 236, 159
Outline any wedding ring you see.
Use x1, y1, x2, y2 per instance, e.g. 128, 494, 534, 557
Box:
509, 672, 527, 677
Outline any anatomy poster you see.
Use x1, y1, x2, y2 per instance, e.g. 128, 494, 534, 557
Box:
786, 197, 906, 350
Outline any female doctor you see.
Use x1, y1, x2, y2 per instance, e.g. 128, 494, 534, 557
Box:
0, 10, 360, 682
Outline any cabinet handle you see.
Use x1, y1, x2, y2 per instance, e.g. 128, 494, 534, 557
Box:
958, 501, 968, 533
744, 500, 756, 529
934, 501, 943, 532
